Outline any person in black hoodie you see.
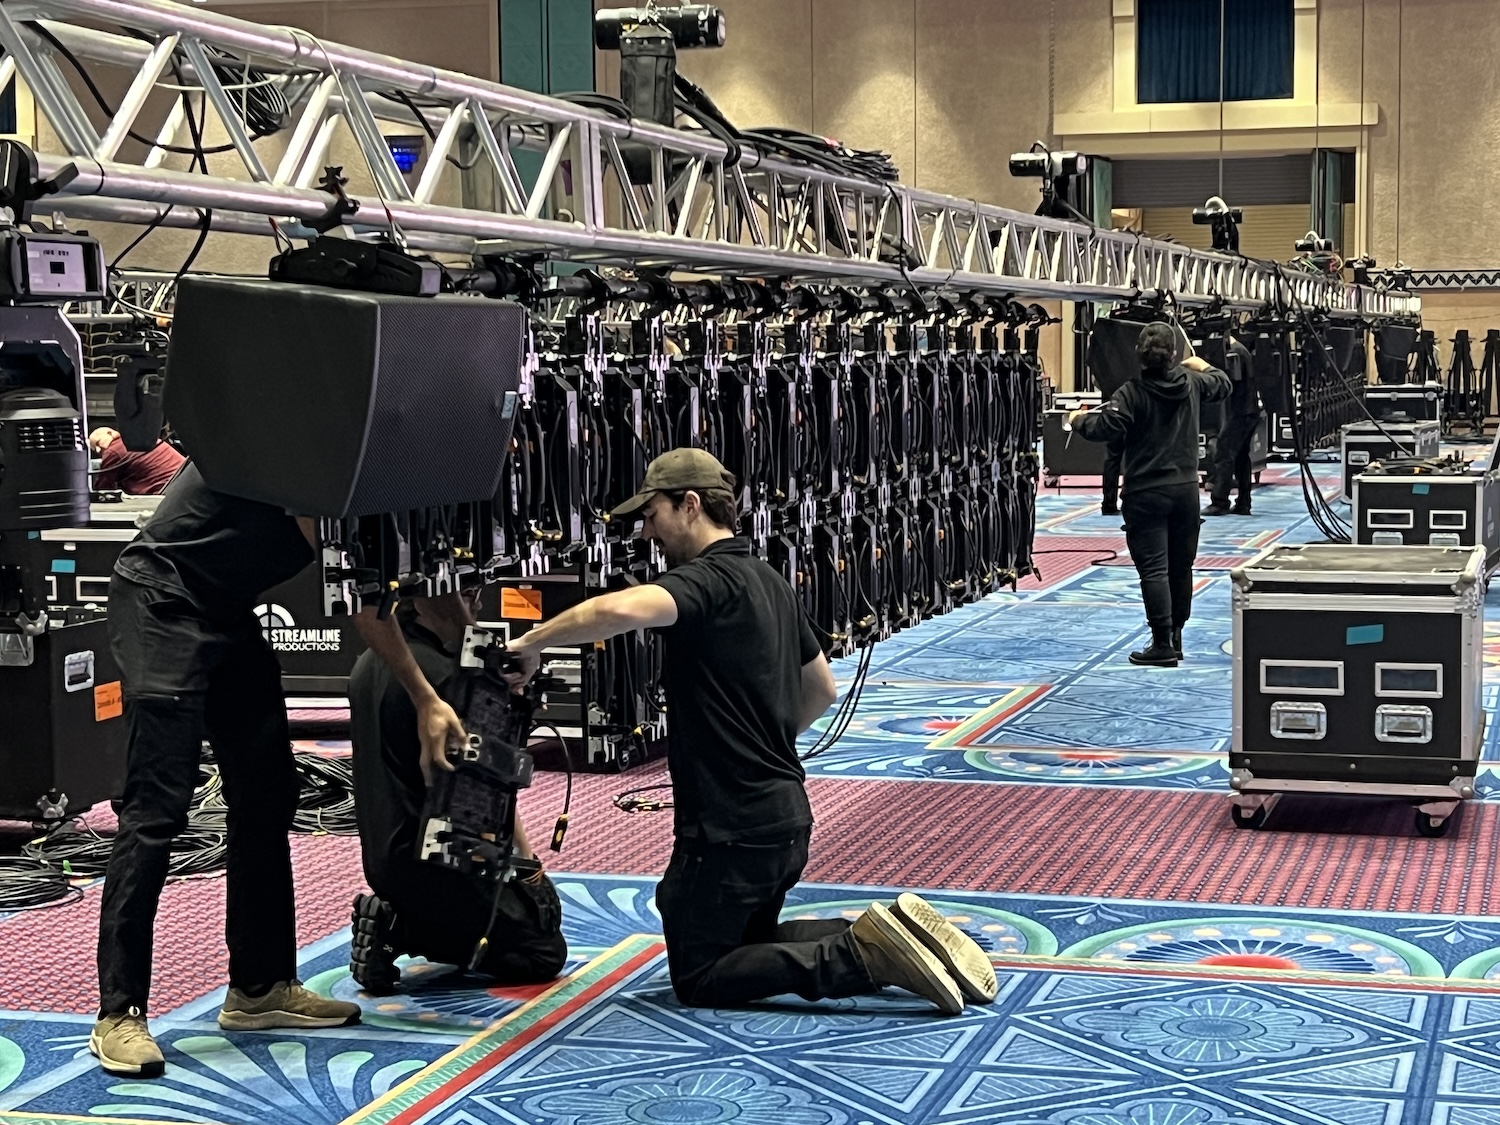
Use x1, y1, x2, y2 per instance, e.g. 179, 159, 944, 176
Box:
1068, 323, 1232, 667
1204, 336, 1261, 516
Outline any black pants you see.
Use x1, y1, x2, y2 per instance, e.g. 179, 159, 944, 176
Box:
374, 864, 567, 983
98, 578, 299, 1016
1211, 412, 1260, 507
655, 829, 874, 1007
1101, 439, 1123, 509
1122, 483, 1201, 633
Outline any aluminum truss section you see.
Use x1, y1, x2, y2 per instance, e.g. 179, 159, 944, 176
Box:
1379, 269, 1500, 292
5, 0, 1420, 319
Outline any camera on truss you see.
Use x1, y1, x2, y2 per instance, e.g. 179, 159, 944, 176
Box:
595, 4, 725, 185
1008, 145, 1089, 221
0, 141, 106, 305
415, 623, 563, 883
1191, 196, 1243, 254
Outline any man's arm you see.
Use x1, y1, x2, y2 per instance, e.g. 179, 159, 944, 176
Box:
1184, 355, 1233, 402
352, 608, 467, 785
797, 652, 838, 733
510, 585, 679, 680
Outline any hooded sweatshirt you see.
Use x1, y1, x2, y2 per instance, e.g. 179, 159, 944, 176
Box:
1074, 362, 1232, 493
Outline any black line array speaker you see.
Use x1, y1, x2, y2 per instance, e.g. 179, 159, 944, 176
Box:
164, 277, 526, 517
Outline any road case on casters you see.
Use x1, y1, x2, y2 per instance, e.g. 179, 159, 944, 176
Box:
1352, 468, 1500, 570
1229, 543, 1486, 837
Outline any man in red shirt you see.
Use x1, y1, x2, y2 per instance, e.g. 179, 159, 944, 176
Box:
89, 428, 186, 495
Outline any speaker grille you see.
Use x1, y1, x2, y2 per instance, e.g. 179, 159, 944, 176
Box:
17, 418, 82, 453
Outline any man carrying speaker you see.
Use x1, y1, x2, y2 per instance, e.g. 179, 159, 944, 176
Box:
505, 447, 999, 1017
345, 587, 567, 994
91, 462, 469, 1078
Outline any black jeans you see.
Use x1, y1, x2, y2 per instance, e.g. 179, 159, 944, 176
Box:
1122, 483, 1201, 633
1211, 412, 1260, 507
97, 578, 299, 1016
376, 865, 567, 983
655, 828, 874, 1007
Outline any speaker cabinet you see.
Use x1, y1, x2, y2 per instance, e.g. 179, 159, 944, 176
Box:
165, 278, 526, 518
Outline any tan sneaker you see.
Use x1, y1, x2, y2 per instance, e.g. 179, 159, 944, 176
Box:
217, 980, 361, 1031
892, 892, 999, 1003
90, 1008, 165, 1077
849, 902, 964, 1015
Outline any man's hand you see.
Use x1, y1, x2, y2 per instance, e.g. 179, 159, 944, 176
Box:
1182, 356, 1212, 373
1067, 408, 1089, 428
418, 696, 465, 785
504, 645, 541, 692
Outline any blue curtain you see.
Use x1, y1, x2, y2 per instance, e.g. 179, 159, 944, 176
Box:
1137, 0, 1220, 103
1138, 0, 1294, 104
1223, 0, 1294, 101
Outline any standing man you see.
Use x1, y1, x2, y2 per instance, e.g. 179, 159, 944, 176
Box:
508, 448, 997, 1015
1069, 324, 1231, 667
347, 588, 566, 994
1204, 336, 1261, 516
92, 461, 468, 1077
1100, 433, 1124, 517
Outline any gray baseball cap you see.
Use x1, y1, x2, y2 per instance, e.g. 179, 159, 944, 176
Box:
608, 447, 737, 521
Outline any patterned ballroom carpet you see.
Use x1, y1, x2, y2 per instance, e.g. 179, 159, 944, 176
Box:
5, 462, 1500, 1124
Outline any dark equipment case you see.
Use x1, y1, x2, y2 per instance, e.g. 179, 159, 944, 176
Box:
0, 615, 127, 822
1229, 543, 1485, 837
1339, 420, 1440, 500
1352, 458, 1500, 570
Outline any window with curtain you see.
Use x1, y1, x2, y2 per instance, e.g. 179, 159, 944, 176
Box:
1137, 0, 1295, 104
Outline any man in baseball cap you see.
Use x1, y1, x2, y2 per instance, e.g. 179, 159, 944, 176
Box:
507, 448, 997, 1017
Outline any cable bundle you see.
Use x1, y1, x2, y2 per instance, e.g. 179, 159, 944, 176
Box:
0, 854, 81, 913
292, 753, 359, 836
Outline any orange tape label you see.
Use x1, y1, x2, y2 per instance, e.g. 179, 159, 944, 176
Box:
500, 587, 544, 621
95, 681, 123, 721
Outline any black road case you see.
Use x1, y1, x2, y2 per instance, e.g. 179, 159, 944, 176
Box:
1229, 543, 1486, 836
1042, 403, 1107, 485
1363, 382, 1443, 425
0, 616, 128, 821
1352, 469, 1500, 569
1339, 420, 1441, 500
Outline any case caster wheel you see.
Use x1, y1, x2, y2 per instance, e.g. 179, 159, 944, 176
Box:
1231, 803, 1267, 829
1416, 810, 1451, 838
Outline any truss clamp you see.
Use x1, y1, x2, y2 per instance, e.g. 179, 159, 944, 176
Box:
307, 166, 360, 235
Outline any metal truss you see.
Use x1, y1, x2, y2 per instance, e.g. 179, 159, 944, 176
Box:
4, 0, 1419, 319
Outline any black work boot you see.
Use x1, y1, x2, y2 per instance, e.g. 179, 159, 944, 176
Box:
1170, 627, 1184, 660
1231, 502, 1252, 516
350, 894, 401, 995
1203, 501, 1231, 516
1130, 627, 1179, 668
1101, 497, 1119, 516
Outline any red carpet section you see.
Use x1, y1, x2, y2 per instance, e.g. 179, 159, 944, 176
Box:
5, 767, 1494, 1014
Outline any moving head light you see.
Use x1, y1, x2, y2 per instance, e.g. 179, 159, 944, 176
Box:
1296, 232, 1336, 253
1008, 150, 1088, 181
1192, 196, 1242, 253
1007, 144, 1091, 222
594, 5, 726, 50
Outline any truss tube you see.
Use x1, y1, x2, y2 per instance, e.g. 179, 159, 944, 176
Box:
19, 0, 1419, 319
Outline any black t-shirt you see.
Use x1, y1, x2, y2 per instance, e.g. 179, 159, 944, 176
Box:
653, 537, 821, 844
113, 461, 314, 612
347, 620, 457, 892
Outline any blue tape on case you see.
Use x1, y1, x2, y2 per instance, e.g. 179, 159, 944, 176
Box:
1413, 483, 1430, 495
1346, 624, 1384, 645
50, 559, 76, 574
